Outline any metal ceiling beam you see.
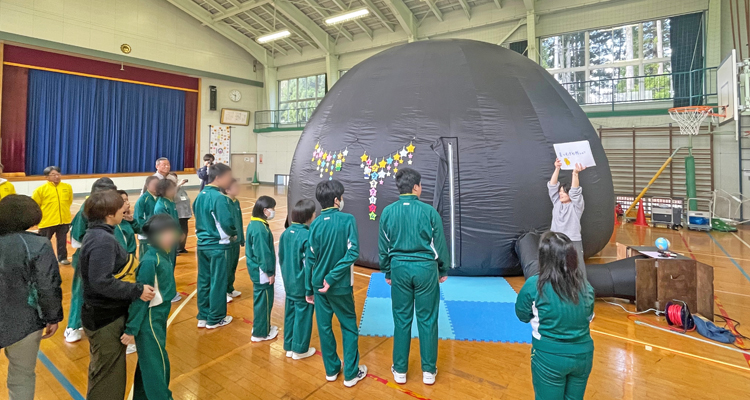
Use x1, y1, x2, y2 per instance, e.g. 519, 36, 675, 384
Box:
457, 0, 471, 19
205, 0, 229, 13
383, 0, 417, 40
212, 0, 273, 21
270, 0, 334, 52
303, 0, 355, 42
260, 4, 321, 49
330, 0, 373, 40
423, 0, 443, 22
497, 17, 525, 45
243, 10, 304, 54
165, 0, 272, 65
359, 0, 395, 32
493, 0, 502, 8
227, 17, 289, 55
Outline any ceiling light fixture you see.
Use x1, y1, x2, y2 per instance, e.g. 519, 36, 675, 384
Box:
257, 30, 291, 44
325, 8, 369, 25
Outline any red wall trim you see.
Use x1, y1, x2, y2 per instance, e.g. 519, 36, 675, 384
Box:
0, 65, 28, 173
4, 45, 199, 91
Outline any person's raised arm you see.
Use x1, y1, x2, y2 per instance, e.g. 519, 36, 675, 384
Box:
550, 158, 562, 185
572, 163, 586, 188
322, 217, 359, 290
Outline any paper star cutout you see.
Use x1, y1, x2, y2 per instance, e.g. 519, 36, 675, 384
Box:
360, 163, 365, 168
379, 179, 384, 185
342, 149, 349, 157
369, 196, 377, 204
393, 168, 398, 173
360, 153, 368, 162
406, 142, 415, 153
315, 142, 320, 149
369, 204, 377, 212
386, 156, 393, 164
377, 170, 386, 179
311, 157, 315, 161
317, 160, 322, 166
369, 212, 377, 220
371, 163, 379, 172
386, 172, 391, 177
408, 160, 412, 164
337, 153, 342, 159
369, 188, 377, 196
323, 152, 328, 159
329, 171, 333, 176
399, 148, 408, 158
393, 154, 401, 161
379, 159, 387, 168
369, 180, 378, 188
371, 172, 378, 180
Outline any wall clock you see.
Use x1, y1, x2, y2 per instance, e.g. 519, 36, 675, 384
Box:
229, 89, 242, 102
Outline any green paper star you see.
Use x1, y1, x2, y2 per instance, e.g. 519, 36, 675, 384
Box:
369, 212, 377, 220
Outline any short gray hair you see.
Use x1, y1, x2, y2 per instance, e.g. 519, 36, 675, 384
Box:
155, 157, 169, 165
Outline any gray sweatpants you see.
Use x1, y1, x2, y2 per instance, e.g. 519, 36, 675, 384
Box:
3, 330, 43, 400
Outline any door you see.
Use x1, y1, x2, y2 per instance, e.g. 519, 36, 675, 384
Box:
231, 153, 257, 183
430, 138, 461, 269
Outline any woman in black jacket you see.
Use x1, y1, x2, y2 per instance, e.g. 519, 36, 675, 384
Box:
79, 190, 155, 400
0, 195, 63, 400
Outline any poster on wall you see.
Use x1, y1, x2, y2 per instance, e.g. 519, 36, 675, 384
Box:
209, 125, 232, 166
221, 109, 251, 126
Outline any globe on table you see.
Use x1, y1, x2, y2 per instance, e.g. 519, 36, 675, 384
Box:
655, 237, 671, 252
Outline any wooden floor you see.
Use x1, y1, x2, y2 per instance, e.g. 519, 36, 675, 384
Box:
2, 184, 750, 400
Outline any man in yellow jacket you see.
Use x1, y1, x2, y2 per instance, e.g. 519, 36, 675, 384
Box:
32, 166, 73, 265
0, 163, 16, 200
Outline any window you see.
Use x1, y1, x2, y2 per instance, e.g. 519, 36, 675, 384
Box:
278, 74, 327, 124
541, 19, 672, 104
339, 69, 348, 78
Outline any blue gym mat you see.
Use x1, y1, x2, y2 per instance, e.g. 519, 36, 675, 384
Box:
359, 273, 532, 343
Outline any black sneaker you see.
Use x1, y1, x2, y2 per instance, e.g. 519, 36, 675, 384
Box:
178, 249, 189, 254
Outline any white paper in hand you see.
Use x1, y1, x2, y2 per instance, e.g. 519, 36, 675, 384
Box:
553, 140, 596, 170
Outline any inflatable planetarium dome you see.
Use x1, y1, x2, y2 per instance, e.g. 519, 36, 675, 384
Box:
288, 39, 614, 276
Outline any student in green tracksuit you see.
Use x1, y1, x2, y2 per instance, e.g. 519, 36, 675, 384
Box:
279, 199, 316, 359
193, 163, 237, 329
246, 195, 278, 342
153, 179, 179, 268
306, 180, 367, 388
64, 178, 118, 344
115, 190, 140, 257
225, 179, 244, 301
515, 231, 595, 400
135, 176, 159, 258
121, 214, 179, 400
378, 168, 450, 386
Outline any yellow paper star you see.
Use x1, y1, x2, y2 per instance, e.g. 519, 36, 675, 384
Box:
317, 160, 321, 165
393, 153, 401, 161
406, 142, 415, 153
360, 153, 369, 162
379, 159, 387, 168
322, 152, 328, 159
393, 168, 398, 173
315, 142, 320, 149
371, 163, 379, 172
337, 153, 342, 159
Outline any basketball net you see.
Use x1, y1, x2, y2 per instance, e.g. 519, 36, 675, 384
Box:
668, 106, 722, 135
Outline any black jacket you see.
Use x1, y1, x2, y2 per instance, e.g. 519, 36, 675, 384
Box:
198, 165, 209, 190
80, 224, 142, 331
0, 232, 63, 348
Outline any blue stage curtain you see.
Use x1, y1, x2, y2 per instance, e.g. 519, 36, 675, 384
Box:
25, 69, 185, 175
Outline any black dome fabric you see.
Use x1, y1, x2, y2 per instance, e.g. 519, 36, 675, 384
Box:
288, 39, 614, 276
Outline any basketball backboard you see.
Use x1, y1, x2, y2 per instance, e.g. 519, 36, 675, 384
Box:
717, 49, 738, 127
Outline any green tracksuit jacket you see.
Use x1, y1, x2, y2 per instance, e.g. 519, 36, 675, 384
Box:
125, 247, 176, 400
114, 219, 140, 256
246, 217, 276, 337
305, 208, 359, 295
67, 209, 88, 330
134, 192, 157, 240
154, 197, 179, 267
192, 185, 237, 250
279, 223, 314, 353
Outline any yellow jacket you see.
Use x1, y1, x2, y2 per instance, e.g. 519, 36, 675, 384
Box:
32, 182, 73, 228
0, 179, 15, 200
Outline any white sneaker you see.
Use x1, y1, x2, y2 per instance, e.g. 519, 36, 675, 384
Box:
226, 295, 233, 303
423, 369, 437, 385
251, 325, 279, 342
206, 316, 233, 329
64, 328, 83, 343
171, 294, 182, 303
326, 373, 339, 382
286, 351, 293, 358
126, 344, 137, 354
293, 347, 316, 360
230, 290, 242, 298
391, 366, 406, 384
197, 320, 207, 328
343, 365, 368, 388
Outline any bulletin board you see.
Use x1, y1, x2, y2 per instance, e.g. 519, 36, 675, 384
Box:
209, 125, 232, 166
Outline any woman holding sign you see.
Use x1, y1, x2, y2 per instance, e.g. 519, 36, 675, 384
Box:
548, 158, 587, 279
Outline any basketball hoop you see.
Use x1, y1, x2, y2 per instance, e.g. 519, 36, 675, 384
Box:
668, 106, 725, 135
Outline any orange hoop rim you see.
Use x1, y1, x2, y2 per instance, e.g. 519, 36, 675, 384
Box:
668, 105, 726, 118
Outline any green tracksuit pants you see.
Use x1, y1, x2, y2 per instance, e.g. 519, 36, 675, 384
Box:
139, 240, 150, 260
283, 297, 314, 354
252, 283, 274, 338
132, 302, 173, 400
530, 348, 593, 400
227, 242, 241, 293
66, 251, 83, 330
391, 260, 440, 374
197, 248, 229, 325
314, 293, 360, 381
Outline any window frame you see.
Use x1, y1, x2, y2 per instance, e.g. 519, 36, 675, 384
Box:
277, 73, 327, 111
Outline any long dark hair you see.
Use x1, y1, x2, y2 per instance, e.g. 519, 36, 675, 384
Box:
537, 231, 584, 304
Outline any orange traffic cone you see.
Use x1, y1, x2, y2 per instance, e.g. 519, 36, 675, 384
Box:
634, 199, 649, 227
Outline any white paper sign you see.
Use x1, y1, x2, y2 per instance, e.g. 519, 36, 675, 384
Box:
553, 140, 596, 170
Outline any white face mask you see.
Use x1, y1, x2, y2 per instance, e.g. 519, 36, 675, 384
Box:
337, 199, 344, 211
266, 209, 275, 220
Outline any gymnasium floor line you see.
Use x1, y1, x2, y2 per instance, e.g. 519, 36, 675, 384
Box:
708, 232, 750, 282
37, 351, 85, 400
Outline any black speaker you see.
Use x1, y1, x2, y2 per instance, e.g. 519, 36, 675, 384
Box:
209, 86, 217, 111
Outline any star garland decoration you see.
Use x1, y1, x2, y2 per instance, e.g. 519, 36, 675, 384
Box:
360, 141, 416, 220
311, 142, 348, 180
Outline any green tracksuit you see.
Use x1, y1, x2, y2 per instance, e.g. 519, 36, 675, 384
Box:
67, 209, 87, 330
134, 191, 157, 258
515, 275, 595, 400
279, 223, 314, 354
125, 247, 177, 400
306, 207, 360, 380
114, 219, 140, 256
378, 194, 450, 375
193, 185, 237, 325
227, 198, 244, 294
246, 217, 276, 338
154, 197, 179, 268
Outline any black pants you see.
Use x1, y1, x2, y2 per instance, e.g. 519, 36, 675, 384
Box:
84, 316, 127, 400
179, 218, 189, 251
39, 224, 69, 261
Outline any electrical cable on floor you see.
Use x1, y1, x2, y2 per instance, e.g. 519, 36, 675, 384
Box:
603, 299, 662, 316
